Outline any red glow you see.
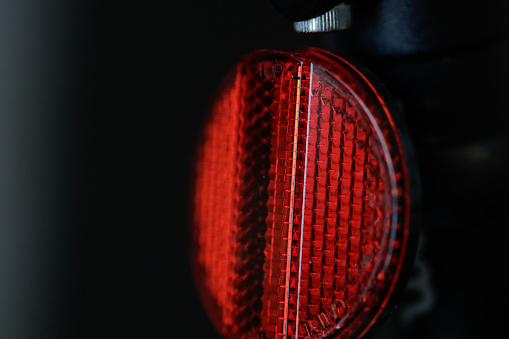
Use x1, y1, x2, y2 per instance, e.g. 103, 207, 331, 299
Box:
191, 48, 410, 339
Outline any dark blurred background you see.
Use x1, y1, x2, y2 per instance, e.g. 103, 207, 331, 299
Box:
1, 0, 508, 338
0, 1, 317, 338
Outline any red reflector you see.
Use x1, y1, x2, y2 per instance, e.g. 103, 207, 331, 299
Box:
192, 47, 412, 339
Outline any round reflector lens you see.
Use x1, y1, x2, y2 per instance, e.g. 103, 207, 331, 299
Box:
191, 47, 413, 339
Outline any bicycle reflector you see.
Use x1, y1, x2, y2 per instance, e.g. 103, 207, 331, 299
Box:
191, 47, 417, 339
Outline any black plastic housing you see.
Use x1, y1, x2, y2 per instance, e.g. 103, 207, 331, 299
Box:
320, 0, 509, 338
269, 0, 345, 21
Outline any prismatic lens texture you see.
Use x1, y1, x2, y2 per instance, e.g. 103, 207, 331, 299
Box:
192, 48, 410, 339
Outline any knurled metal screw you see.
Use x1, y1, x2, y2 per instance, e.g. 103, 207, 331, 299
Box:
293, 3, 352, 33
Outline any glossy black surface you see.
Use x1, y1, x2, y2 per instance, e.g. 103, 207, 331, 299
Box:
269, 0, 345, 21
331, 0, 509, 57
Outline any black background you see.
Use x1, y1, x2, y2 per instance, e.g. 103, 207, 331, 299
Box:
73, 1, 319, 338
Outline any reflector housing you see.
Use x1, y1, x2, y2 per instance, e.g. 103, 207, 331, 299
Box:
191, 47, 412, 339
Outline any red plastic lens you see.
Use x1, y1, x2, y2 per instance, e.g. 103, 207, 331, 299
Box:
191, 47, 411, 339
